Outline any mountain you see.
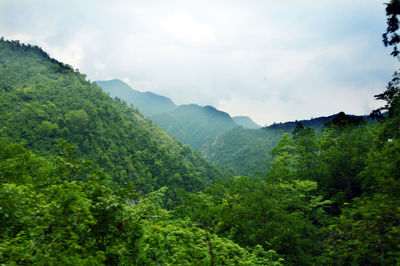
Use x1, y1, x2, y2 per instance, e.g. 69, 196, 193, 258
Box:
267, 113, 371, 130
150, 104, 238, 150
232, 116, 261, 129
266, 115, 334, 130
199, 113, 369, 176
198, 127, 284, 175
0, 38, 284, 265
0, 39, 228, 197
95, 79, 263, 149
95, 79, 176, 116
1, 38, 396, 266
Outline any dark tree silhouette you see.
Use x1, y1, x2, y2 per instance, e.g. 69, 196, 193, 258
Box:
383, 0, 400, 57
374, 0, 400, 116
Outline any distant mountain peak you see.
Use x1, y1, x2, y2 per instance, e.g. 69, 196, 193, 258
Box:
232, 116, 261, 129
96, 79, 256, 149
204, 105, 217, 111
95, 79, 176, 117
150, 103, 237, 150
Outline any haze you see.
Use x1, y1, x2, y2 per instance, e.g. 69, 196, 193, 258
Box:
0, 0, 397, 125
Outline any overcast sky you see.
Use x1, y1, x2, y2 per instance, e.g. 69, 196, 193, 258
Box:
1, 0, 397, 125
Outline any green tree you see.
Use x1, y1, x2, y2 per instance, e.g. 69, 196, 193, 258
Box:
178, 174, 329, 265
324, 140, 400, 265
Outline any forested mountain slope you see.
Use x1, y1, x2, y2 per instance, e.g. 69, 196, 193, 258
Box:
0, 38, 282, 265
95, 79, 259, 149
1, 23, 400, 263
199, 127, 285, 175
150, 104, 238, 150
199, 113, 368, 175
183, 106, 400, 264
2, 1, 400, 263
0, 38, 227, 197
95, 79, 177, 116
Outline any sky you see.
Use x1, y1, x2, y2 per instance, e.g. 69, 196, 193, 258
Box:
0, 0, 398, 125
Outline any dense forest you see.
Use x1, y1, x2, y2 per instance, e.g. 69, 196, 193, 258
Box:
150, 104, 237, 150
0, 38, 235, 205
1, 1, 400, 265
95, 79, 260, 151
95, 79, 371, 177
198, 115, 348, 176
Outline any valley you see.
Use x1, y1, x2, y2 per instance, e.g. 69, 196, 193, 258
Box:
1, 2, 400, 263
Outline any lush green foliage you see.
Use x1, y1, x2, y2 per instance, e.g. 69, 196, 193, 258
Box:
1, 5, 400, 263
2, 102, 398, 265
180, 113, 400, 264
176, 176, 329, 265
0, 38, 228, 202
0, 140, 282, 265
199, 127, 286, 176
95, 80, 260, 153
151, 104, 238, 150
0, 38, 281, 264
198, 115, 350, 176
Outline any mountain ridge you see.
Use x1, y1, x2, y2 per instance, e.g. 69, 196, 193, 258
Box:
95, 79, 260, 149
199, 112, 371, 175
0, 38, 228, 197
233, 116, 261, 129
150, 104, 238, 150
95, 79, 177, 116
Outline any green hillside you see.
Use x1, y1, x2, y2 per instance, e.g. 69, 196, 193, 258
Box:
0, 38, 282, 265
199, 127, 285, 175
151, 104, 237, 150
0, 39, 227, 197
199, 114, 366, 176
2, 2, 400, 264
95, 79, 263, 149
1, 32, 399, 264
95, 79, 177, 116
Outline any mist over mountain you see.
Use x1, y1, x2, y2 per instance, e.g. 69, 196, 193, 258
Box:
96, 79, 259, 149
232, 116, 261, 129
95, 79, 177, 116
151, 104, 237, 150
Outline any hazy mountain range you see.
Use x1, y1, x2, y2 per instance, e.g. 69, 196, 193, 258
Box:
95, 79, 371, 176
95, 79, 261, 149
95, 79, 176, 116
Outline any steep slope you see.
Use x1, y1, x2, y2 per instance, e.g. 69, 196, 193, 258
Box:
232, 116, 261, 129
95, 79, 176, 116
199, 114, 368, 176
96, 79, 263, 149
199, 127, 285, 175
150, 104, 237, 150
0, 39, 227, 196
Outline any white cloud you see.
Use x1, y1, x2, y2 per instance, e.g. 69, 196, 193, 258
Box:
164, 11, 216, 44
0, 0, 397, 124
